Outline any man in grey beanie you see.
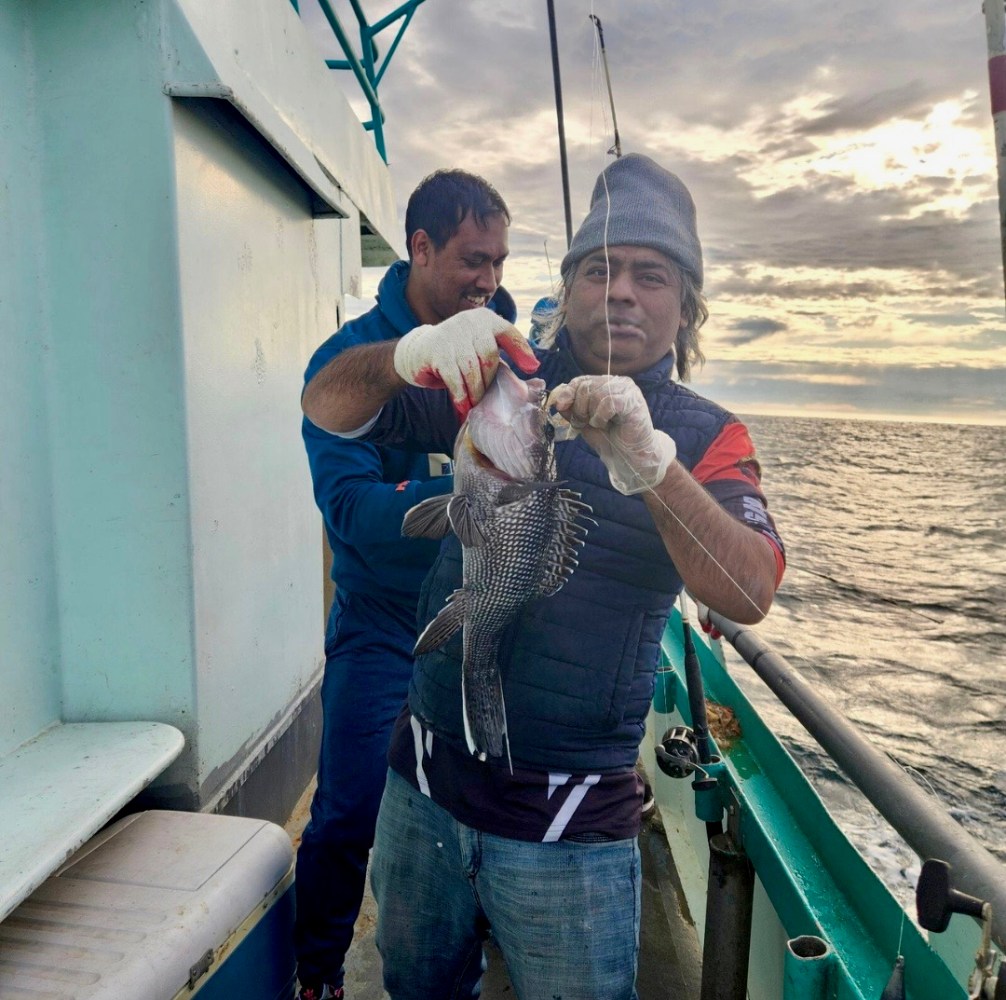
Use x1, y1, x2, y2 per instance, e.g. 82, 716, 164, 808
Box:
303, 151, 784, 999
548, 151, 707, 382
563, 152, 704, 286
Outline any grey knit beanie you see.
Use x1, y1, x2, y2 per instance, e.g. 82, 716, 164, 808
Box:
560, 153, 703, 289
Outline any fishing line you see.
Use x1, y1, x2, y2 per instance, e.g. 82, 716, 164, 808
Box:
891, 755, 951, 809
587, 1, 609, 160
555, 2, 770, 620
596, 161, 768, 620
544, 240, 557, 296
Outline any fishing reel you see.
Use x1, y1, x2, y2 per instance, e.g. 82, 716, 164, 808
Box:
655, 725, 699, 779
916, 860, 1006, 1000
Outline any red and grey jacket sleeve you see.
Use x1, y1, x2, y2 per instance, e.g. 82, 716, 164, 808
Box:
691, 420, 786, 587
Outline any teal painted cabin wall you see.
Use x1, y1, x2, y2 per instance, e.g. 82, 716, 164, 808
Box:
0, 4, 62, 753
29, 0, 197, 759
1, 0, 397, 810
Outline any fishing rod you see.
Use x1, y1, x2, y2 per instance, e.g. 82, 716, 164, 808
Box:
985, 0, 1006, 314
546, 0, 574, 248
655, 597, 724, 836
538, 6, 770, 624
588, 14, 621, 158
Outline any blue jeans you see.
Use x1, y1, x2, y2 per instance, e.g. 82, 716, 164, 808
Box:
294, 591, 417, 988
371, 770, 641, 1000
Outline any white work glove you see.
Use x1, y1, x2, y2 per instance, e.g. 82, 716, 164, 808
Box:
693, 598, 723, 640
393, 309, 538, 416
547, 375, 677, 495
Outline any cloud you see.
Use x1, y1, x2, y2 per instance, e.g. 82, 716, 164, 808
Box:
960, 327, 1006, 350
903, 311, 989, 328
720, 318, 789, 345
794, 83, 933, 136
299, 0, 1004, 423
691, 360, 1006, 424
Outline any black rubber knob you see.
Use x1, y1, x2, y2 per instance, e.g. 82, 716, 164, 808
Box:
916, 859, 986, 933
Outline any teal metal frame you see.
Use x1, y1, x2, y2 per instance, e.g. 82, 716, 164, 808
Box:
656, 608, 969, 1000
291, 0, 427, 161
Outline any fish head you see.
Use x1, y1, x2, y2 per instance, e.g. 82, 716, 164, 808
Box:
461, 364, 551, 481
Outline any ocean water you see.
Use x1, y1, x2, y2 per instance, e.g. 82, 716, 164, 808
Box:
725, 414, 1006, 903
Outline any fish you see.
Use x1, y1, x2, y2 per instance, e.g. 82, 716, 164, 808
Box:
402, 363, 593, 762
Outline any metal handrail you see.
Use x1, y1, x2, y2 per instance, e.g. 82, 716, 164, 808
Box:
710, 611, 1006, 952
290, 0, 427, 162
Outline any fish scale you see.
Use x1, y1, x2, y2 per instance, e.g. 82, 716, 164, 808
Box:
402, 365, 592, 762
460, 487, 565, 758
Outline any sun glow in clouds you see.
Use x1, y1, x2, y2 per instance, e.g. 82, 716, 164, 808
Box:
741, 92, 994, 218
660, 90, 995, 222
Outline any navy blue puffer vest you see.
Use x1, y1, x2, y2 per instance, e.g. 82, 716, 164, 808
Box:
409, 333, 735, 772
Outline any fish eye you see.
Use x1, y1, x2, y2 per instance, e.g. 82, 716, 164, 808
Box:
543, 422, 555, 442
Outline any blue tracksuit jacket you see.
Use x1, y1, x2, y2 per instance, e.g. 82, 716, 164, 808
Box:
302, 259, 517, 606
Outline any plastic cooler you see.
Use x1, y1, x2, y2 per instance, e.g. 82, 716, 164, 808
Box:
0, 810, 296, 999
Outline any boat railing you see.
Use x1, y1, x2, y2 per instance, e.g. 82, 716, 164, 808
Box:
708, 611, 1006, 953
289, 0, 427, 162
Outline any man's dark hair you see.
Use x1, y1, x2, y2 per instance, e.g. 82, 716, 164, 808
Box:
405, 169, 510, 258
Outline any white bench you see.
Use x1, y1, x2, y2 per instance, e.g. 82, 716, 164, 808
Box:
0, 721, 184, 923
0, 810, 295, 999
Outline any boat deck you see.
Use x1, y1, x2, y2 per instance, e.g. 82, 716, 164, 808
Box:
287, 782, 702, 999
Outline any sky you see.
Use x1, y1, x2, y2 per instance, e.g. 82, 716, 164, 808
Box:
299, 0, 1005, 425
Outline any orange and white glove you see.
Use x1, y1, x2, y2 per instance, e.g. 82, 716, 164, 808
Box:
393, 309, 538, 417
548, 375, 676, 495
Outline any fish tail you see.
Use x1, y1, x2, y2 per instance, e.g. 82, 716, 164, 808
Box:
461, 641, 507, 760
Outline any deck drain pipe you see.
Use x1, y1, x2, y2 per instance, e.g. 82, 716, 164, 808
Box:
783, 934, 835, 1000
699, 832, 754, 1000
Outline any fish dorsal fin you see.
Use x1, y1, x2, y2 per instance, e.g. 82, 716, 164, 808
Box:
414, 588, 468, 655
447, 494, 488, 547
536, 489, 593, 597
402, 494, 453, 540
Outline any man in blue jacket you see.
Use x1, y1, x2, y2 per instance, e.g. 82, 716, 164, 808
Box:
302, 154, 784, 999
295, 169, 514, 1000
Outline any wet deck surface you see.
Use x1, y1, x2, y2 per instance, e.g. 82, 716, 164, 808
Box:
287, 782, 702, 999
